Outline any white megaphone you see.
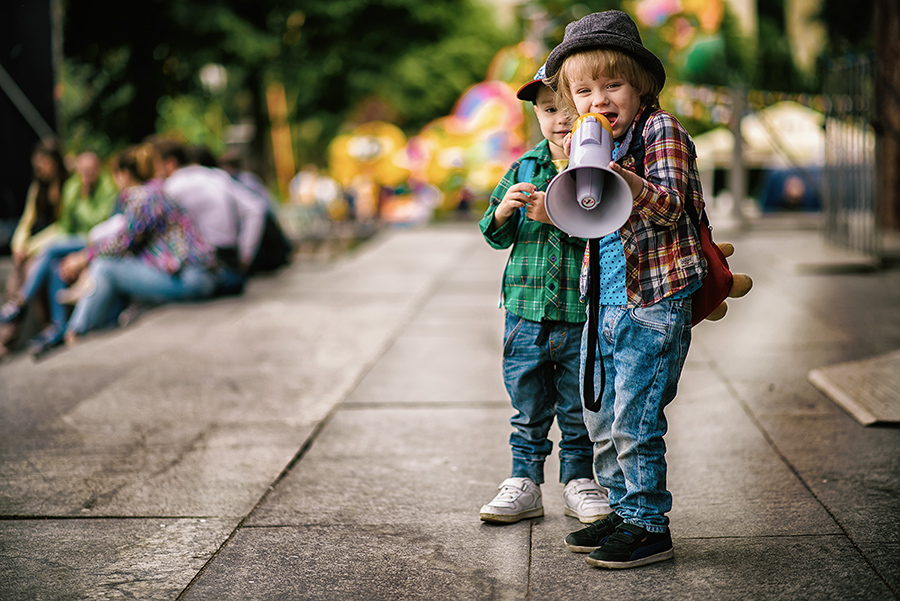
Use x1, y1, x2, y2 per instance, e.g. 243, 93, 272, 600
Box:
545, 113, 634, 239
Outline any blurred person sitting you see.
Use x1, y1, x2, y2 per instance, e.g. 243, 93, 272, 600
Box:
154, 140, 266, 295
219, 148, 292, 274
55, 143, 217, 352
0, 138, 70, 356
0, 151, 118, 351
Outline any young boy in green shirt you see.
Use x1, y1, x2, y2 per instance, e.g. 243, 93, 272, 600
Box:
477, 65, 610, 524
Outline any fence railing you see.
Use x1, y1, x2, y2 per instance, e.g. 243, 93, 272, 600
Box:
822, 54, 880, 259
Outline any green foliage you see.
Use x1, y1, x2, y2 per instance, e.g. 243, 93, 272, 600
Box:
60, 0, 509, 163
676, 6, 753, 88
380, 6, 510, 130
272, 0, 509, 159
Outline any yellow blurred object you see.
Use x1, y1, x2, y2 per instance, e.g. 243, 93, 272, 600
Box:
265, 82, 296, 199
328, 121, 410, 189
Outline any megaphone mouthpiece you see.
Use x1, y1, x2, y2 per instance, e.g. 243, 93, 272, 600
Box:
544, 112, 633, 239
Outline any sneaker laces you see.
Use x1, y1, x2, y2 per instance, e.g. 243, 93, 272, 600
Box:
493, 483, 526, 504
576, 488, 605, 504
566, 480, 606, 506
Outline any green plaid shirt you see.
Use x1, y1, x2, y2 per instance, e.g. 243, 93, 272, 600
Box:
479, 140, 586, 324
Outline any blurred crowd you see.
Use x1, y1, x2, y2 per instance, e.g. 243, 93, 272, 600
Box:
0, 136, 295, 360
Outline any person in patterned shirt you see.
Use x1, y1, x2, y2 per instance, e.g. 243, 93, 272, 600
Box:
477, 65, 612, 526
543, 10, 706, 569
56, 143, 217, 351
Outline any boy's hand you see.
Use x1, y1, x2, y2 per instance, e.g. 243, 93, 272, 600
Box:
524, 191, 552, 224
563, 132, 573, 158
492, 182, 536, 228
609, 161, 644, 199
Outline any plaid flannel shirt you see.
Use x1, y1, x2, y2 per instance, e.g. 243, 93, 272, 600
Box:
479, 140, 586, 324
615, 109, 706, 306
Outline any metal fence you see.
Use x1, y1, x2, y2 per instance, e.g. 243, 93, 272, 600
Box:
822, 54, 880, 258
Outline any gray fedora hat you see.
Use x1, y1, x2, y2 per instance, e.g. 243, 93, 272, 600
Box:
545, 10, 665, 90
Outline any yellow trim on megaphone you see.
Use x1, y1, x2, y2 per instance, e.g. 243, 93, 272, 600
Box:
572, 113, 613, 137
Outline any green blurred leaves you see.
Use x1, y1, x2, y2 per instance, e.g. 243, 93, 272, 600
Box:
61, 0, 509, 160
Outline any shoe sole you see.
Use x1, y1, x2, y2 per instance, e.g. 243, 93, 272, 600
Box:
585, 548, 674, 569
565, 541, 602, 553
564, 507, 611, 524
479, 507, 544, 523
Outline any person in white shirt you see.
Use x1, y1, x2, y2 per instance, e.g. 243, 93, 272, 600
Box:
152, 140, 266, 295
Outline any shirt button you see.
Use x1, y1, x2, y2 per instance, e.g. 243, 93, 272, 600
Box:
550, 255, 557, 262
549, 283, 556, 290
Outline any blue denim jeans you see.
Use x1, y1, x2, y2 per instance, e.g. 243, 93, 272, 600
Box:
503, 312, 594, 485
580, 297, 692, 533
21, 236, 86, 302
21, 237, 86, 330
67, 257, 216, 336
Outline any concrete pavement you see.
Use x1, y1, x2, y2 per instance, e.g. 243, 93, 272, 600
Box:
1, 220, 898, 600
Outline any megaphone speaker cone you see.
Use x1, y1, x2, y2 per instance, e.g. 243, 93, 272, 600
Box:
545, 166, 633, 238
545, 111, 633, 238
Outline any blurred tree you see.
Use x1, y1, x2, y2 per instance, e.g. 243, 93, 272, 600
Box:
819, 0, 875, 57
755, 0, 809, 91
61, 0, 508, 169
272, 0, 509, 165
61, 0, 278, 154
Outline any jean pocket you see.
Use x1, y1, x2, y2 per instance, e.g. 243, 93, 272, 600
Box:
628, 301, 676, 336
503, 313, 525, 358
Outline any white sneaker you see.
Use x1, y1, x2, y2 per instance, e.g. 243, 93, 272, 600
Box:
563, 478, 611, 523
479, 477, 543, 523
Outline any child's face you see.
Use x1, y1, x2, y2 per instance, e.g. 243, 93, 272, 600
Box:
567, 65, 641, 139
533, 86, 569, 158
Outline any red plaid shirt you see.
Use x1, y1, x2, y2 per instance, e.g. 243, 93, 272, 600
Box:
615, 109, 706, 306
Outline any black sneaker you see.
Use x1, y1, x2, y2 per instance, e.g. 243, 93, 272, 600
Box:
585, 522, 674, 569
564, 511, 623, 553
28, 326, 65, 359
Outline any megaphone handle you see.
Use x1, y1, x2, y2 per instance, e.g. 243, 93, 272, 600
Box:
583, 238, 604, 412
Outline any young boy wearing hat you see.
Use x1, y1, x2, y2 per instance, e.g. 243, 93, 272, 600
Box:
543, 10, 706, 568
477, 65, 610, 525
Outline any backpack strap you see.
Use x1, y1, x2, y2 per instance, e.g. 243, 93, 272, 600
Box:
514, 157, 536, 226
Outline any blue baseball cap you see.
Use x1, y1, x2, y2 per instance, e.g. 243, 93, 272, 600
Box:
516, 63, 548, 102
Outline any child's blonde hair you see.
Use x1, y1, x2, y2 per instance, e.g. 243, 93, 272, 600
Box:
549, 48, 662, 122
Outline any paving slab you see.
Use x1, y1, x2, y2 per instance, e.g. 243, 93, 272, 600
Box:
0, 518, 235, 601
531, 535, 896, 601
2, 223, 899, 600
809, 349, 900, 425
181, 523, 530, 601
223, 407, 532, 599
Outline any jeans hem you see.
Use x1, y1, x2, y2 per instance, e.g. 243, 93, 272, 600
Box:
559, 462, 594, 484
511, 463, 544, 485
623, 519, 668, 534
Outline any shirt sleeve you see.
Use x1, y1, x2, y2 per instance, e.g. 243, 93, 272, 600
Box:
88, 186, 165, 260
632, 112, 695, 228
479, 163, 520, 249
